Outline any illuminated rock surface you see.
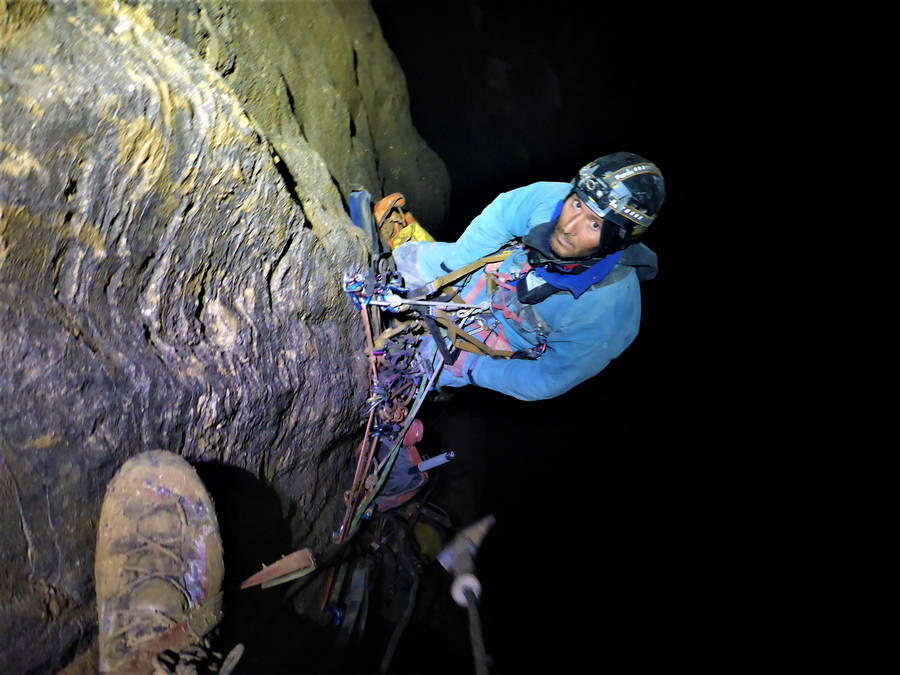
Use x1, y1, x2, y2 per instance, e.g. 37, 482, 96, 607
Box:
0, 1, 448, 671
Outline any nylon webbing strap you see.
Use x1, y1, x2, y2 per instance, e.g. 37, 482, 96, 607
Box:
374, 322, 414, 350
431, 310, 514, 358
409, 250, 514, 300
424, 314, 460, 365
403, 249, 517, 359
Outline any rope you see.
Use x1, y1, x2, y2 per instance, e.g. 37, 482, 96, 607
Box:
334, 307, 381, 542
464, 588, 490, 675
379, 568, 420, 673
345, 355, 443, 541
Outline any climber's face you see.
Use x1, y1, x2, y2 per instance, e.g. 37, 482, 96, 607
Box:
550, 194, 604, 259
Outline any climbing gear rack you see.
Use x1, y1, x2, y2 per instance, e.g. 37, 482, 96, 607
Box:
340, 188, 534, 545
334, 278, 443, 544
338, 189, 445, 544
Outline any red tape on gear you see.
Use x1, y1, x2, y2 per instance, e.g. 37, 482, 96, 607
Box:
403, 418, 424, 446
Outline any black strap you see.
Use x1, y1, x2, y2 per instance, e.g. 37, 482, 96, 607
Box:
423, 315, 459, 366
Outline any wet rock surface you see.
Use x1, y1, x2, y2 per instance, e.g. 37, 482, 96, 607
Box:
0, 1, 448, 671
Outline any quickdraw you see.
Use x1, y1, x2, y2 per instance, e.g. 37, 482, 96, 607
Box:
335, 271, 444, 544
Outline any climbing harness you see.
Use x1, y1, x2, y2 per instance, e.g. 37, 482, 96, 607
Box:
404, 247, 549, 361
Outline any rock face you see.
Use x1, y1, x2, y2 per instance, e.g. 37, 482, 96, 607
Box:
0, 1, 448, 671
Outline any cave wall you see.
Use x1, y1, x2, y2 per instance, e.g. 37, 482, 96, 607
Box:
0, 1, 448, 671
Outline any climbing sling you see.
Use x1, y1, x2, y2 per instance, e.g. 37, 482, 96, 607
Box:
405, 250, 513, 301
405, 249, 519, 360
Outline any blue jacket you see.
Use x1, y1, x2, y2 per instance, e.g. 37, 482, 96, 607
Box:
394, 181, 653, 401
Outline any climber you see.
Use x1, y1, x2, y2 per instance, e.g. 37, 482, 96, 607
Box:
337, 152, 664, 525
386, 151, 666, 401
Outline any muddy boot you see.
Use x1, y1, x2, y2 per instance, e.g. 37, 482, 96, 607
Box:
95, 450, 232, 674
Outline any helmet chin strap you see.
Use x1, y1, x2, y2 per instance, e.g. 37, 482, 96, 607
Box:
595, 220, 628, 257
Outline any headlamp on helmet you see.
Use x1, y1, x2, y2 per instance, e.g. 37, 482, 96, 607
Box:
572, 152, 665, 243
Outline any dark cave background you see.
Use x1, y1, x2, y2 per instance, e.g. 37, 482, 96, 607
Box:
207, 2, 700, 674
367, 1, 700, 672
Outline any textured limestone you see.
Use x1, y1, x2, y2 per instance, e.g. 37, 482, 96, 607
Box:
0, 0, 448, 671
148, 0, 449, 229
